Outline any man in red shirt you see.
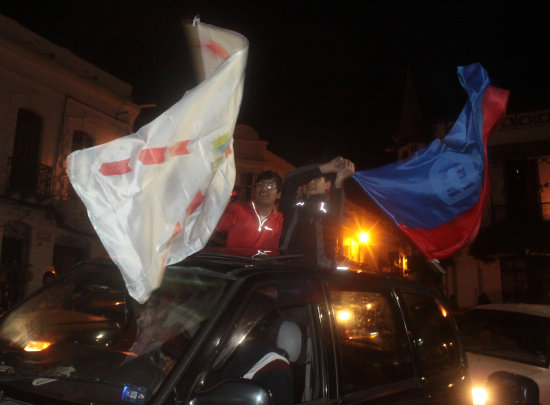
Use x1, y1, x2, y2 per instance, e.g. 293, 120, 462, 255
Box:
216, 171, 283, 252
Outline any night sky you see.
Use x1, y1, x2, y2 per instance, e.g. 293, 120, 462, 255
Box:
2, 1, 549, 173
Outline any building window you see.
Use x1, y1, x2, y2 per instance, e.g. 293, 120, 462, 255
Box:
61, 131, 94, 200
505, 159, 540, 222
9, 109, 43, 193
539, 157, 550, 221
72, 130, 94, 151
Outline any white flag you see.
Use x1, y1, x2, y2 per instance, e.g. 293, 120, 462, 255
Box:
67, 20, 248, 303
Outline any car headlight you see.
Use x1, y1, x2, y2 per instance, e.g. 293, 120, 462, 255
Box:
24, 340, 51, 352
472, 386, 488, 405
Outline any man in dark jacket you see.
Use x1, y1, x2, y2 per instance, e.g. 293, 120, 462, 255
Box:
279, 156, 355, 268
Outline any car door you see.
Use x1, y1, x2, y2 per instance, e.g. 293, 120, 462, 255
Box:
398, 291, 471, 404
326, 277, 425, 404
190, 273, 339, 405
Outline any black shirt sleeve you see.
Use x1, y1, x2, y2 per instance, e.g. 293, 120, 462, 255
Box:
279, 165, 322, 217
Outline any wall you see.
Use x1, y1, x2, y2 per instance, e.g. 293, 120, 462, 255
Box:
0, 14, 138, 300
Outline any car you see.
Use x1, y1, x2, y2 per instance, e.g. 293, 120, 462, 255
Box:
457, 303, 550, 405
0, 250, 472, 405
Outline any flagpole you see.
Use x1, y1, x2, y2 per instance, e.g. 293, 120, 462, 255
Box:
429, 259, 446, 274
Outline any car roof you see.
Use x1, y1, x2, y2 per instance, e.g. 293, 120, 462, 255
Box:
94, 249, 441, 299
174, 248, 315, 274
175, 249, 440, 296
469, 303, 550, 318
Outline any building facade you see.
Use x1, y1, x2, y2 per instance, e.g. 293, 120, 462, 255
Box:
0, 15, 141, 304
431, 110, 550, 307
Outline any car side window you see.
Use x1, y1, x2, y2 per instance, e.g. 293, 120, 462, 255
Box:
330, 289, 414, 392
459, 309, 550, 367
400, 292, 461, 376
206, 280, 324, 404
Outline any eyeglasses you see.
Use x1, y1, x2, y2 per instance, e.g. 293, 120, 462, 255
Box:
255, 181, 277, 190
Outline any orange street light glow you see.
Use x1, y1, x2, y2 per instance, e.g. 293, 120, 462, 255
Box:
358, 232, 370, 244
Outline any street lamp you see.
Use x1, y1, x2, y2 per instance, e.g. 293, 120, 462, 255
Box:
358, 231, 371, 264
358, 231, 370, 245
340, 226, 375, 264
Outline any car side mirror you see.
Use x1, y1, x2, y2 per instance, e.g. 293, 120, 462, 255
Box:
486, 371, 539, 405
190, 379, 274, 405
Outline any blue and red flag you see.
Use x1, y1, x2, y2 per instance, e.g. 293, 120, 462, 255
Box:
353, 63, 509, 260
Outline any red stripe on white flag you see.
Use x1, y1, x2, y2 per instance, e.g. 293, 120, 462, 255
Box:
139, 147, 168, 165
169, 140, 190, 157
205, 40, 229, 60
186, 190, 206, 216
99, 159, 132, 176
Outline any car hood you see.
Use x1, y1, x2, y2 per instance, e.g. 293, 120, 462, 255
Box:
467, 351, 550, 404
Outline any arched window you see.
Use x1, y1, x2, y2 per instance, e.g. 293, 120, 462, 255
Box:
72, 130, 94, 151
10, 109, 43, 193
62, 130, 94, 200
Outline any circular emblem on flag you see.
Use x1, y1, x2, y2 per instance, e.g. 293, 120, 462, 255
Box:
429, 151, 482, 206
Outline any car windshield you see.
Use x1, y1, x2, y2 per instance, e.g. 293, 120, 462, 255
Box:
459, 308, 550, 368
0, 260, 232, 404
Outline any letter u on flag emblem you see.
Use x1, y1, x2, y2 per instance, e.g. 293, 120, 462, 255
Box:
67, 19, 248, 303
353, 63, 510, 260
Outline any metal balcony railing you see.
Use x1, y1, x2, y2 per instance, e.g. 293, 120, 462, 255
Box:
7, 158, 52, 197
59, 173, 78, 201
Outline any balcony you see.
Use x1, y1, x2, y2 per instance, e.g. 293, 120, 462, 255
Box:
59, 173, 78, 201
7, 158, 52, 198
